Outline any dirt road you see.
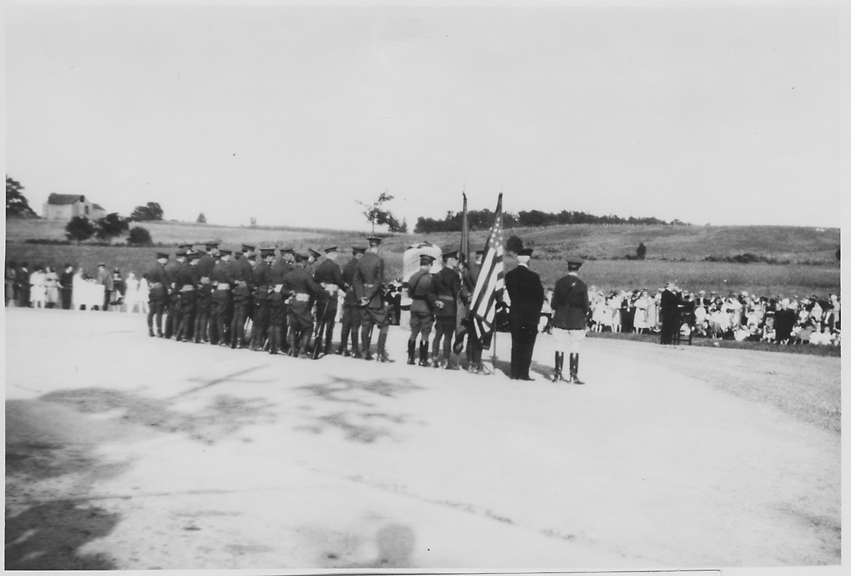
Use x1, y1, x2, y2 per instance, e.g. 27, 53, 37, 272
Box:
4, 308, 842, 571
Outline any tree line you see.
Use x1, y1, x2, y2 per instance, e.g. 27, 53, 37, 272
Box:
414, 208, 677, 233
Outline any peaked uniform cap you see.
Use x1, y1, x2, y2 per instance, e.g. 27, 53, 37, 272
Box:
353, 246, 366, 254
242, 244, 255, 253
156, 252, 170, 259
205, 242, 220, 249
517, 248, 534, 256
260, 248, 276, 258
219, 249, 232, 256
324, 246, 338, 254
294, 251, 309, 262
442, 250, 459, 260
367, 236, 383, 246
308, 248, 321, 258
420, 254, 436, 265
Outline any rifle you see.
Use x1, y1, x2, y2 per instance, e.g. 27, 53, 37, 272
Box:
312, 297, 332, 360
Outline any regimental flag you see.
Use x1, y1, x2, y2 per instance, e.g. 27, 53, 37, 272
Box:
469, 193, 505, 349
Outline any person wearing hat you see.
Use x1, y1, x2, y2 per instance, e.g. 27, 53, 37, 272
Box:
95, 263, 114, 313
312, 247, 347, 356
282, 251, 324, 358
404, 254, 437, 366
227, 247, 254, 349
461, 249, 486, 373
175, 251, 201, 342
209, 250, 234, 346
337, 246, 366, 357
659, 281, 681, 345
249, 248, 275, 351
504, 247, 545, 380
353, 237, 393, 362
429, 250, 462, 369
267, 248, 294, 354
549, 258, 591, 384
193, 243, 218, 344
163, 250, 186, 338
306, 248, 322, 276
145, 252, 171, 337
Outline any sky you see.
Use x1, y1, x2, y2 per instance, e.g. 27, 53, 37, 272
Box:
5, 1, 842, 231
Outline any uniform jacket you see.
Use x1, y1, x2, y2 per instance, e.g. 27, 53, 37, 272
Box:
252, 260, 272, 299
660, 289, 680, 321
405, 269, 435, 315
504, 264, 544, 328
197, 253, 216, 279
229, 256, 252, 296
342, 258, 360, 306
146, 262, 170, 298
429, 267, 460, 318
282, 266, 322, 299
353, 252, 385, 309
313, 259, 346, 294
176, 261, 200, 290
551, 273, 590, 330
211, 260, 235, 288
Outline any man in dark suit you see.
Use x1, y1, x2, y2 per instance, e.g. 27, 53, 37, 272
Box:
550, 258, 590, 384
146, 252, 171, 337
504, 248, 545, 380
660, 282, 680, 345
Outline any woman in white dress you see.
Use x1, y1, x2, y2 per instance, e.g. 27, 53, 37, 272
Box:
137, 275, 150, 314
29, 267, 47, 308
633, 290, 649, 333
44, 266, 60, 308
609, 292, 623, 333
124, 272, 139, 313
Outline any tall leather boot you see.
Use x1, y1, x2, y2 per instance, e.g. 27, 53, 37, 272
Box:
431, 342, 441, 368
361, 326, 373, 360
570, 353, 585, 385
324, 324, 334, 355
419, 342, 429, 367
287, 327, 297, 356
298, 329, 312, 358
551, 352, 562, 382
350, 330, 360, 358
377, 330, 393, 363
407, 340, 416, 365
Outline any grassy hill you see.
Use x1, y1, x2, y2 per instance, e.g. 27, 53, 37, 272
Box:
5, 219, 841, 298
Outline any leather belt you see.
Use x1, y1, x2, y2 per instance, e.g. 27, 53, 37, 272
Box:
292, 292, 310, 302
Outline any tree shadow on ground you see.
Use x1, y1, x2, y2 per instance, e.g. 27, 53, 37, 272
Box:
295, 377, 424, 443
5, 500, 119, 570
40, 388, 277, 444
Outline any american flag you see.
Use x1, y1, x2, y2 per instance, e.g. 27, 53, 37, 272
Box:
469, 193, 505, 349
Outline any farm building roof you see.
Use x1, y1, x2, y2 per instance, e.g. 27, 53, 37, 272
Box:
47, 193, 86, 205
92, 203, 104, 210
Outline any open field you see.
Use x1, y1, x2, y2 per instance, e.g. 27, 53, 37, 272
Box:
4, 308, 841, 570
6, 218, 841, 297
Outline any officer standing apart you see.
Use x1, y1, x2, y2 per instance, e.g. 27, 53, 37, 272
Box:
404, 254, 436, 366
504, 247, 545, 381
337, 246, 365, 357
549, 258, 590, 384
353, 237, 393, 362
312, 247, 347, 356
429, 251, 461, 369
146, 252, 171, 337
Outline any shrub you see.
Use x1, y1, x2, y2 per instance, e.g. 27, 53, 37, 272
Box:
65, 216, 96, 243
127, 226, 153, 246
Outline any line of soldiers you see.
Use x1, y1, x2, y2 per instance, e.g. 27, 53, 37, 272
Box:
143, 237, 487, 371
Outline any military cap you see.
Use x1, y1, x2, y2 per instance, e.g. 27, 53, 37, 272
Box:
442, 250, 459, 261
367, 236, 383, 246
280, 247, 294, 254
205, 241, 220, 249
260, 248, 276, 258
308, 248, 321, 258
176, 248, 188, 257
242, 244, 255, 253
188, 251, 201, 260
177, 242, 192, 249
156, 252, 170, 260
324, 246, 338, 254
247, 253, 257, 261
294, 251, 309, 262
475, 249, 486, 256
219, 249, 232, 256
419, 254, 436, 266
517, 248, 534, 256
98, 262, 106, 267
353, 246, 366, 254
566, 257, 583, 271
235, 250, 243, 257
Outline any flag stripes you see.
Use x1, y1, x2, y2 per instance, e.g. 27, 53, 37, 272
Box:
469, 193, 505, 349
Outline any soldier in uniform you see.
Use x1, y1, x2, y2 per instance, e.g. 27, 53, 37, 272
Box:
504, 247, 545, 380
429, 251, 461, 369
268, 248, 293, 354
312, 247, 347, 355
404, 254, 436, 366
353, 237, 392, 362
176, 251, 201, 342
163, 246, 185, 339
660, 282, 680, 345
306, 248, 321, 277
462, 249, 485, 373
549, 258, 591, 384
146, 252, 171, 337
229, 249, 253, 349
250, 248, 274, 351
283, 251, 323, 358
337, 247, 365, 357
194, 242, 218, 343
210, 249, 234, 346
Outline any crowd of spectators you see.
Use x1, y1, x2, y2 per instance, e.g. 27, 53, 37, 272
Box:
6, 260, 841, 348
578, 286, 841, 347
4, 260, 149, 313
